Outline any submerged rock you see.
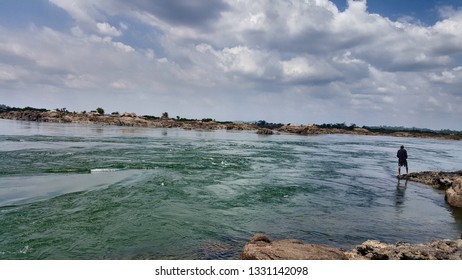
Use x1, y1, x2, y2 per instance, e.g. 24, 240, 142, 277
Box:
240, 234, 348, 260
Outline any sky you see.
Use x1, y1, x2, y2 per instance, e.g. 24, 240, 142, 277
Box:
0, 0, 461, 130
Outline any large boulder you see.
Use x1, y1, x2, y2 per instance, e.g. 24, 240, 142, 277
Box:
446, 178, 462, 208
240, 234, 347, 260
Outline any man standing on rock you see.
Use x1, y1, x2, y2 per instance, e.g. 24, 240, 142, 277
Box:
397, 145, 408, 176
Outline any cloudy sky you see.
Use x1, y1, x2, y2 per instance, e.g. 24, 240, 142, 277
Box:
1, 0, 461, 129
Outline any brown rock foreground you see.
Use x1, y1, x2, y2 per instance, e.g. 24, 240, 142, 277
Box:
346, 239, 462, 260
240, 233, 348, 260
241, 234, 462, 260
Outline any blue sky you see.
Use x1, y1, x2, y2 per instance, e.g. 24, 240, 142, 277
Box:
333, 0, 460, 24
1, 0, 462, 129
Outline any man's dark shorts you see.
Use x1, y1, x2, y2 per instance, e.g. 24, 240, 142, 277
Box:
399, 160, 407, 167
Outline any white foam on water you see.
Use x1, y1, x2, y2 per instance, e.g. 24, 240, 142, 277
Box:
90, 168, 120, 173
19, 245, 30, 254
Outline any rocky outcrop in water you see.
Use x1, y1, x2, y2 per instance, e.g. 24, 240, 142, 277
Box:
276, 124, 371, 136
256, 128, 274, 135
240, 234, 462, 260
401, 170, 462, 189
401, 170, 462, 208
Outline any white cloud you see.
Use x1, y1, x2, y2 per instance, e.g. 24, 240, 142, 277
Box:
0, 0, 461, 129
96, 22, 122, 37
282, 57, 312, 79
110, 79, 130, 89
217, 46, 266, 76
0, 65, 19, 81
282, 56, 341, 83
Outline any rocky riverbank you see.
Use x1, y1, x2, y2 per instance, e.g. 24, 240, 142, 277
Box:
276, 124, 462, 140
0, 110, 256, 131
240, 234, 462, 260
1, 110, 462, 140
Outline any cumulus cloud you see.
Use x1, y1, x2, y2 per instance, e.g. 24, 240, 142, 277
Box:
0, 0, 461, 129
96, 22, 122, 37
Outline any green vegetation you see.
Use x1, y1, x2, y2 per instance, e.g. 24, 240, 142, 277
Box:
317, 122, 357, 130
96, 107, 105, 115
0, 104, 48, 113
361, 125, 462, 136
143, 115, 160, 120
254, 120, 285, 129
55, 107, 69, 113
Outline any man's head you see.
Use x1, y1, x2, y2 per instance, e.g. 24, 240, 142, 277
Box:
400, 145, 404, 149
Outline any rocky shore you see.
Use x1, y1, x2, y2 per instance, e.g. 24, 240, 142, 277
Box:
1, 110, 461, 140
0, 110, 255, 131
240, 234, 462, 260
275, 124, 462, 140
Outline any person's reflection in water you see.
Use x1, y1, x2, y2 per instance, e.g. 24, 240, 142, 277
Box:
395, 179, 408, 207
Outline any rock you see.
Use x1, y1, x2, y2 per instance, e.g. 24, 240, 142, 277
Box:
240, 234, 348, 260
347, 239, 462, 260
121, 112, 137, 117
249, 233, 271, 243
445, 178, 462, 208
403, 170, 462, 190
437, 178, 453, 188
241, 234, 462, 260
256, 128, 273, 135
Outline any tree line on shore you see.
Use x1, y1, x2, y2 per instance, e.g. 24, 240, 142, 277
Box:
1, 104, 461, 135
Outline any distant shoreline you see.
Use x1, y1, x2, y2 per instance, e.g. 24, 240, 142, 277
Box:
1, 110, 461, 140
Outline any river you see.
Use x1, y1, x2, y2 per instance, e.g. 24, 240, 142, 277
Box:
1, 119, 461, 259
